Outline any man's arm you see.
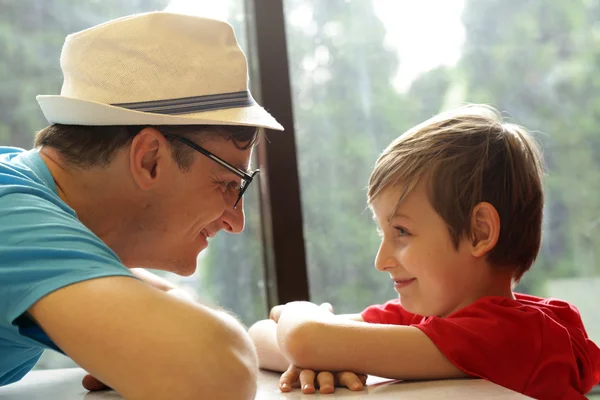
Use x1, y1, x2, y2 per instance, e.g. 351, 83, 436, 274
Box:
248, 319, 289, 372
276, 302, 466, 381
28, 276, 258, 400
130, 268, 176, 291
130, 268, 197, 302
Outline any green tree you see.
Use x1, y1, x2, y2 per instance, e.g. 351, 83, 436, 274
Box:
0, 0, 167, 148
455, 0, 600, 294
285, 0, 433, 313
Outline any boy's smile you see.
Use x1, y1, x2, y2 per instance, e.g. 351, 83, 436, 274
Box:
393, 278, 416, 291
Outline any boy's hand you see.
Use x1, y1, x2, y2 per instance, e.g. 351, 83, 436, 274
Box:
270, 302, 364, 394
280, 364, 367, 394
270, 302, 333, 323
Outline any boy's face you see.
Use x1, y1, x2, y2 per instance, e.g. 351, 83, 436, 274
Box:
371, 180, 489, 318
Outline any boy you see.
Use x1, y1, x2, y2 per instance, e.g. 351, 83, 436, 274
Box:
249, 105, 600, 399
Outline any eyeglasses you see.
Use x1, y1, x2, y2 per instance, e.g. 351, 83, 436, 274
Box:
164, 134, 259, 209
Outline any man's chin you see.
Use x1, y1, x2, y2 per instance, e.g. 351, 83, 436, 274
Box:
166, 257, 198, 277
127, 259, 198, 277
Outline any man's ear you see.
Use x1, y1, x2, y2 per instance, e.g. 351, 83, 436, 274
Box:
129, 127, 168, 191
469, 202, 500, 258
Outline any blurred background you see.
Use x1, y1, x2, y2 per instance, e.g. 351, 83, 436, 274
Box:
1, 2, 598, 392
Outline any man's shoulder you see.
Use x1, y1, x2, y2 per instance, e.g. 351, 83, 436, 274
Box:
0, 148, 55, 194
0, 146, 25, 156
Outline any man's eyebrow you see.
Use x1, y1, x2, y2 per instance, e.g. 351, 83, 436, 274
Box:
219, 163, 251, 175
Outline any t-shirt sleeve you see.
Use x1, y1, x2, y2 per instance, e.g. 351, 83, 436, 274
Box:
361, 299, 422, 325
0, 192, 135, 327
415, 298, 587, 398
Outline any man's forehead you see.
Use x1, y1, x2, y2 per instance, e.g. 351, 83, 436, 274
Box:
204, 142, 252, 174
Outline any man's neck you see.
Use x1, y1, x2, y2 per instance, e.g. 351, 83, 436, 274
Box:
38, 147, 135, 254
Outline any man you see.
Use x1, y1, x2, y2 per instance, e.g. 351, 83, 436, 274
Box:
0, 12, 283, 400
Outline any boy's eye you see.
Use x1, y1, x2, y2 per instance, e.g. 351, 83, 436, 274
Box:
394, 226, 410, 237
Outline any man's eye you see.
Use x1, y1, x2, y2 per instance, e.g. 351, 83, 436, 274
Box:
226, 181, 241, 192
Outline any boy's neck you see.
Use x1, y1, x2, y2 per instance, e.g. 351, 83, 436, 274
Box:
441, 270, 515, 318
481, 271, 515, 299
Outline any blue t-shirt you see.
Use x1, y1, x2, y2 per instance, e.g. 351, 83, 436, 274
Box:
0, 147, 134, 386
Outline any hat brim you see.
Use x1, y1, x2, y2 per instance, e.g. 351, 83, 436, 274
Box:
36, 95, 284, 131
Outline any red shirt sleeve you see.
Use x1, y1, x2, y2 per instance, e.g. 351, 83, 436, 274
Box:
416, 297, 597, 399
361, 299, 424, 325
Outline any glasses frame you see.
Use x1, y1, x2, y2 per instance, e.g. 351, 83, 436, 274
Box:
164, 133, 259, 209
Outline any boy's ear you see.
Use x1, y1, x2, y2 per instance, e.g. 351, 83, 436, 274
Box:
469, 202, 500, 258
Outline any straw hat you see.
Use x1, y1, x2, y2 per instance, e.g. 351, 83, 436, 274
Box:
37, 12, 283, 130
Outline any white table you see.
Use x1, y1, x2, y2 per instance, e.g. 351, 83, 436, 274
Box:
0, 368, 531, 399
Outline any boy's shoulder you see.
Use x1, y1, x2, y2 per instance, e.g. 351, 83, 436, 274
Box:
467, 293, 585, 329
362, 293, 581, 327
431, 293, 588, 337
418, 293, 600, 397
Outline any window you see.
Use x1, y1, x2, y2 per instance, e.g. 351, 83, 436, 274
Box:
284, 0, 600, 346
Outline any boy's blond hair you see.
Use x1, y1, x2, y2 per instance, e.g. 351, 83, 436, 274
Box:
368, 105, 544, 281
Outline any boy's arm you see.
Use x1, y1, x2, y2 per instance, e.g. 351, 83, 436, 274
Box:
277, 302, 466, 380
250, 309, 368, 394
249, 308, 365, 372
28, 276, 258, 400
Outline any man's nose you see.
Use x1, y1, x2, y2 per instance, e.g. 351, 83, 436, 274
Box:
220, 196, 245, 234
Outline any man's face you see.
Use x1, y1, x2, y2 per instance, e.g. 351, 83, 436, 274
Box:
125, 134, 252, 276
371, 181, 483, 318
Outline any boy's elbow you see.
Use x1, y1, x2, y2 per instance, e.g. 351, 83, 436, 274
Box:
279, 320, 322, 368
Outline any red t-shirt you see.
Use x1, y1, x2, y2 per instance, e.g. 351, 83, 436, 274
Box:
361, 293, 600, 399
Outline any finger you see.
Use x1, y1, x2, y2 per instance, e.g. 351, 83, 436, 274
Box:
359, 373, 368, 386
337, 371, 365, 391
317, 371, 335, 394
81, 374, 111, 391
299, 369, 316, 394
319, 302, 334, 313
279, 365, 301, 392
270, 305, 285, 322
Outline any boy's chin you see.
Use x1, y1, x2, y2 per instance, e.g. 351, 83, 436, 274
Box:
398, 297, 431, 317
